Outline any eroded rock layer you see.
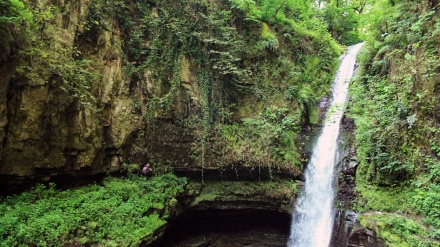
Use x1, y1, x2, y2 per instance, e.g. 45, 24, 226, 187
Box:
0, 0, 340, 193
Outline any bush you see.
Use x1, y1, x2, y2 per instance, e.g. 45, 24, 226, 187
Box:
0, 174, 187, 246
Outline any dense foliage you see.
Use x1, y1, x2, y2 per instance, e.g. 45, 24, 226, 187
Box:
0, 0, 99, 107
106, 0, 342, 175
350, 0, 440, 245
4, 0, 440, 246
316, 0, 363, 45
0, 174, 187, 246
0, 0, 347, 176
0, 1, 346, 245
0, 0, 32, 26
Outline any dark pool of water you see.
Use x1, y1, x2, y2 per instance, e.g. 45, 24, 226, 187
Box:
155, 209, 291, 247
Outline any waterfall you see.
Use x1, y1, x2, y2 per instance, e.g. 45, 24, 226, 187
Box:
288, 43, 364, 247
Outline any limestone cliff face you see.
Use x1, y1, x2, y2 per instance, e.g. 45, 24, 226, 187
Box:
0, 0, 340, 192
0, 0, 138, 190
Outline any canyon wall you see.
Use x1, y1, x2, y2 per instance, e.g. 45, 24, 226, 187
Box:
0, 0, 340, 192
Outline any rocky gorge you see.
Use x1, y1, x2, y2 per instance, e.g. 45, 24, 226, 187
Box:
0, 0, 341, 245
0, 0, 337, 192
1, 0, 439, 246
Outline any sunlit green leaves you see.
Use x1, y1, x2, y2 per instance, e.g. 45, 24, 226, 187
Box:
359, 213, 438, 247
351, 1, 440, 246
0, 174, 187, 246
0, 0, 32, 26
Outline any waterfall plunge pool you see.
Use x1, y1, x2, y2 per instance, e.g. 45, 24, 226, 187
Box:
154, 209, 290, 247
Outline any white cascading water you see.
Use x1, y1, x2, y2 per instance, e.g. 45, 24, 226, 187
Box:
288, 43, 364, 247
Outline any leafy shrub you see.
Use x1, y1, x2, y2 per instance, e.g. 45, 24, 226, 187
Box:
359, 213, 439, 247
0, 0, 32, 26
351, 1, 440, 246
0, 174, 186, 246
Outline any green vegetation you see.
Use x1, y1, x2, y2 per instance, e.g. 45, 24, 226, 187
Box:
317, 0, 363, 45
0, 174, 187, 246
359, 212, 438, 247
0, 0, 353, 175
190, 180, 298, 212
0, 0, 100, 107
215, 106, 302, 175
120, 0, 342, 174
349, 0, 440, 246
0, 0, 32, 26
4, 0, 440, 246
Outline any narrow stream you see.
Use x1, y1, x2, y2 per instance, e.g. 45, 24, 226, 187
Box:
288, 43, 364, 247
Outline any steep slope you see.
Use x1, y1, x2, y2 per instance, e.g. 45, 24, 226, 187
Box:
0, 0, 340, 191
0, 0, 343, 245
350, 1, 440, 246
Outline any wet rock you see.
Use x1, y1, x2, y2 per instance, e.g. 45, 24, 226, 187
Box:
331, 211, 386, 247
348, 227, 386, 247
336, 117, 358, 208
318, 94, 332, 124
331, 210, 357, 247
187, 180, 296, 213
337, 163, 357, 208
332, 112, 385, 247
341, 115, 356, 131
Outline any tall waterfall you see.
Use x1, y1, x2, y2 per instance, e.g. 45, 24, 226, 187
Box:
288, 43, 364, 247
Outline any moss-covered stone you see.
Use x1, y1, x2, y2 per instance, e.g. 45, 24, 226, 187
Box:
189, 180, 298, 213
0, 0, 340, 193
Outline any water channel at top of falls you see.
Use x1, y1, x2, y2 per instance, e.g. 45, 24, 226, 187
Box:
288, 43, 364, 247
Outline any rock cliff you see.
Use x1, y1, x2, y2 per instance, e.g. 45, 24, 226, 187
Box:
0, 0, 340, 193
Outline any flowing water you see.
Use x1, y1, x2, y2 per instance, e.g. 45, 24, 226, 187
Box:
288, 43, 364, 247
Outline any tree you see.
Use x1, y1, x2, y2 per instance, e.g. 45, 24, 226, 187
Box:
319, 0, 362, 45
0, 0, 32, 26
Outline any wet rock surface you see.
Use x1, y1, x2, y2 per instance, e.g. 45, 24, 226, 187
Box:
347, 227, 386, 247
337, 157, 358, 209
331, 210, 386, 247
331, 113, 386, 247
337, 115, 358, 208
187, 180, 296, 213
331, 210, 358, 247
